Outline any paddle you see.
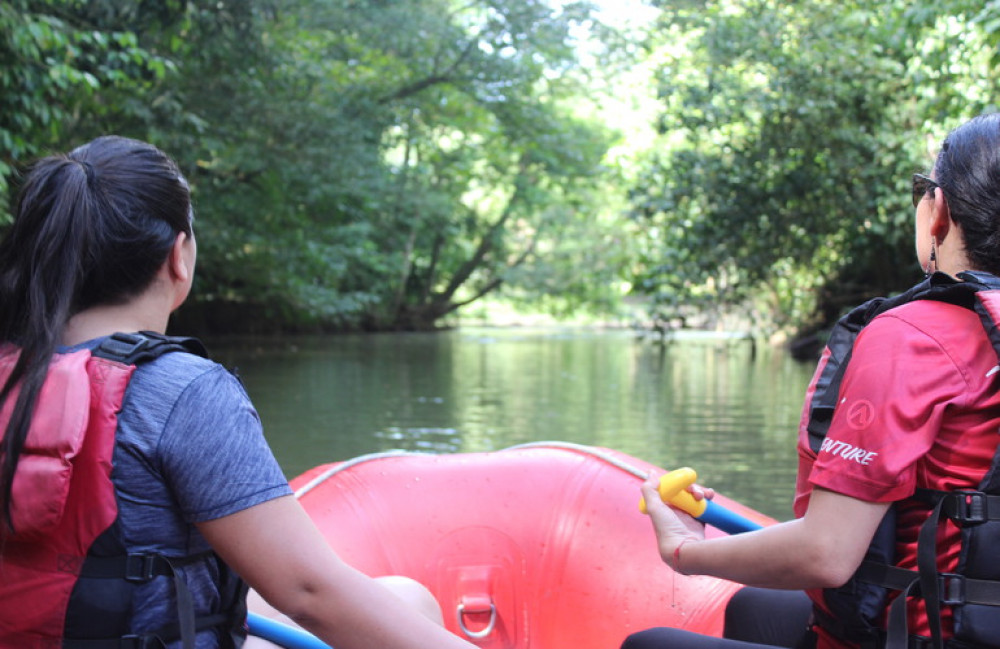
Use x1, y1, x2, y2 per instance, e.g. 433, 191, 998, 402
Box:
247, 611, 331, 649
639, 467, 763, 534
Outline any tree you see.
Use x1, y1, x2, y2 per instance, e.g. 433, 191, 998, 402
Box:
166, 0, 625, 332
0, 0, 174, 221
629, 0, 1000, 336
0, 0, 639, 333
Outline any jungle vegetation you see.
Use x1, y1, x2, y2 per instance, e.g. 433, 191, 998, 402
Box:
3, 0, 1000, 339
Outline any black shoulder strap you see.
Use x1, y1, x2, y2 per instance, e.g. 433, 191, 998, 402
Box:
806, 272, 998, 453
806, 277, 936, 453
92, 331, 209, 365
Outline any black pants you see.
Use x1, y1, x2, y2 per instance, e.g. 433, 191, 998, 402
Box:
621, 588, 815, 649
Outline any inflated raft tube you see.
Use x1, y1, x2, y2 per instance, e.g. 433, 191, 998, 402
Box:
287, 442, 775, 649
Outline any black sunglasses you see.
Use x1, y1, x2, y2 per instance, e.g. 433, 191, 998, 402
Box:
912, 173, 939, 208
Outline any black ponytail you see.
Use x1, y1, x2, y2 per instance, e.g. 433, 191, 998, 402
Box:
0, 136, 191, 533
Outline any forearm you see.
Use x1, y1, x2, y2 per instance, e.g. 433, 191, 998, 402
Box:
672, 519, 844, 589
281, 560, 474, 649
646, 486, 889, 590
199, 497, 478, 649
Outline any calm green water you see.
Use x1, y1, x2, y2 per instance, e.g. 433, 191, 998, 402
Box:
209, 328, 817, 521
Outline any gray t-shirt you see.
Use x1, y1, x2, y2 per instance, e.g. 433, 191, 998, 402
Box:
67, 337, 292, 647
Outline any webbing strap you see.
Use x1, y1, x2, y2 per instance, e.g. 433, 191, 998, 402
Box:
173, 560, 197, 649
857, 561, 1000, 608
912, 488, 1000, 526
885, 576, 920, 649
93, 331, 208, 365
80, 550, 211, 580
68, 551, 215, 649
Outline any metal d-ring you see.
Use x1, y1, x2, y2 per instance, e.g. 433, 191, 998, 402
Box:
456, 602, 497, 639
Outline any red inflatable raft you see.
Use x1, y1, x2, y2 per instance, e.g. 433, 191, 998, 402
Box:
285, 442, 774, 648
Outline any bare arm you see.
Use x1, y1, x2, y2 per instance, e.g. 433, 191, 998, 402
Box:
197, 495, 477, 649
641, 477, 890, 589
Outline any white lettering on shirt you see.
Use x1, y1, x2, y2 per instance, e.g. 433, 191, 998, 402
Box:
819, 438, 878, 466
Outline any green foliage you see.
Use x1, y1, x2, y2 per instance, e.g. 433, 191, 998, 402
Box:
162, 0, 625, 332
629, 0, 1000, 335
1, 0, 629, 332
0, 0, 175, 220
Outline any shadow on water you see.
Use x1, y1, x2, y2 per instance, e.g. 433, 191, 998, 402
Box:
209, 327, 816, 521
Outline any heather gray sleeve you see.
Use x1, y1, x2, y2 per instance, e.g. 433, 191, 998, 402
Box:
157, 365, 292, 523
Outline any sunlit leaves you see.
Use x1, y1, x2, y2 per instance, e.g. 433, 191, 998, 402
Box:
630, 0, 1000, 335
138, 0, 623, 332
0, 0, 176, 222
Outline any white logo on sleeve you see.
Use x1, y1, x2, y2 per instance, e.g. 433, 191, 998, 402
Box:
819, 438, 879, 466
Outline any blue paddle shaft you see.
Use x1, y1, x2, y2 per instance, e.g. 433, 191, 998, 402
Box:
247, 612, 331, 649
698, 500, 763, 534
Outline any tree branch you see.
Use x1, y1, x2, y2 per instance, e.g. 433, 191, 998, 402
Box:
378, 35, 481, 104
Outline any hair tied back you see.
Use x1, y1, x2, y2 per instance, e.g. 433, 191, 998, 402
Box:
76, 160, 97, 186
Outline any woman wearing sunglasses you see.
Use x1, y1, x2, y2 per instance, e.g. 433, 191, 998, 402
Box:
623, 112, 1000, 649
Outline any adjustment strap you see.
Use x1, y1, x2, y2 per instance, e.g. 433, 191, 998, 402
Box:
885, 576, 921, 649
172, 560, 197, 649
75, 551, 212, 649
80, 551, 209, 581
938, 491, 1000, 525
855, 561, 1000, 606
917, 498, 945, 649
80, 553, 173, 581
856, 561, 921, 591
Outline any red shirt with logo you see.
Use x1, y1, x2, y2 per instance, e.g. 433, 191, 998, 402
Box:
793, 299, 1000, 649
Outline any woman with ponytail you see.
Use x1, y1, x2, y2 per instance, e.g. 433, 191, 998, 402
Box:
0, 136, 477, 649
0, 137, 195, 534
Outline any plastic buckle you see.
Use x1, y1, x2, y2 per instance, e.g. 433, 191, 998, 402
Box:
124, 553, 158, 582
938, 573, 966, 606
98, 331, 150, 360
948, 491, 987, 525
110, 331, 148, 351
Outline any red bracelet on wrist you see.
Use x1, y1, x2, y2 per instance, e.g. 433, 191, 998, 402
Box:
673, 539, 690, 575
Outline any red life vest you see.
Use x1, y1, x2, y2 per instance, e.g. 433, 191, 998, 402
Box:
0, 332, 247, 649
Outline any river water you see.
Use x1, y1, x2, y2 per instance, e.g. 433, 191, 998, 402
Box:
210, 327, 817, 521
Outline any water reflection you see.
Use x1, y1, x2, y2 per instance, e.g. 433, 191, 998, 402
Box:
210, 328, 816, 521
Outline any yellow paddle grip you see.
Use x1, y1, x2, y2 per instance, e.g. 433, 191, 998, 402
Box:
638, 467, 708, 518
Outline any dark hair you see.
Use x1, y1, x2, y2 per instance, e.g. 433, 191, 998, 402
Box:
0, 135, 192, 533
934, 113, 1000, 275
